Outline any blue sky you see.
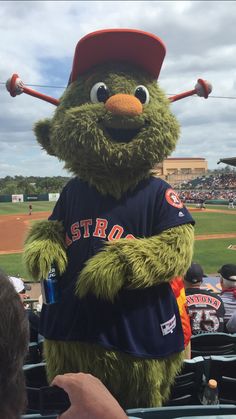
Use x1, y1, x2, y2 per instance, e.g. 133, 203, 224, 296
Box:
1, 1, 236, 177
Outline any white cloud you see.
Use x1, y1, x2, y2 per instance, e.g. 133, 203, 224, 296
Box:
0, 0, 236, 177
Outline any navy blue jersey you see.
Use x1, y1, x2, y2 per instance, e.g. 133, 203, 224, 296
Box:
40, 176, 195, 358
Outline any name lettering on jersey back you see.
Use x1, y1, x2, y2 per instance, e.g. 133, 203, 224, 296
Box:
66, 218, 135, 246
186, 293, 221, 309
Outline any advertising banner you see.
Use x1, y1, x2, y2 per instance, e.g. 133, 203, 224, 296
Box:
12, 194, 24, 203
25, 195, 39, 201
48, 193, 60, 202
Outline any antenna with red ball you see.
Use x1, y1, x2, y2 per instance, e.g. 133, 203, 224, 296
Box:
6, 73, 59, 106
169, 79, 212, 102
6, 73, 212, 106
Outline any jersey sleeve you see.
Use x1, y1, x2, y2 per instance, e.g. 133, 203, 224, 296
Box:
153, 180, 195, 234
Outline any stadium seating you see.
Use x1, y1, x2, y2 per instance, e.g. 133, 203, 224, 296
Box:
24, 363, 48, 414
23, 362, 71, 415
24, 359, 206, 413
24, 362, 48, 387
207, 355, 236, 404
22, 354, 236, 417
22, 416, 57, 419
21, 404, 236, 418
164, 357, 205, 406
24, 342, 43, 365
191, 333, 236, 357
126, 405, 236, 418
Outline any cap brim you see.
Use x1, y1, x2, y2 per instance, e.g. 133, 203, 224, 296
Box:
70, 29, 166, 83
24, 283, 31, 291
185, 275, 203, 284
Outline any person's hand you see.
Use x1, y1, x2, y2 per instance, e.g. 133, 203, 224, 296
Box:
52, 372, 128, 419
19, 293, 28, 303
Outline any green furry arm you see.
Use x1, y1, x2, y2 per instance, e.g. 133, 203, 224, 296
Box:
120, 223, 194, 288
23, 220, 67, 281
76, 224, 194, 301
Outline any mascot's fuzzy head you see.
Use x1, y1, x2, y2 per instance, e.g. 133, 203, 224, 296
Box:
7, 29, 211, 198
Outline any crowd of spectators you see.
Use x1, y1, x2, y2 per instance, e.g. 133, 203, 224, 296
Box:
179, 172, 236, 190
178, 190, 236, 203
176, 172, 236, 203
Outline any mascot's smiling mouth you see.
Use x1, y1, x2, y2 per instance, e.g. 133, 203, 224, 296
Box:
105, 127, 142, 143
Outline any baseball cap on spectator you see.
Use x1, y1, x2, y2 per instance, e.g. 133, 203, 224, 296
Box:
9, 276, 31, 293
218, 264, 236, 282
184, 262, 207, 284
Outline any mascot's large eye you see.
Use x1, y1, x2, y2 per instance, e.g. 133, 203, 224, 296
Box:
90, 82, 110, 103
134, 85, 150, 105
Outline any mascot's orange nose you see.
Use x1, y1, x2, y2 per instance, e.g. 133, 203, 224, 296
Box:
105, 94, 143, 116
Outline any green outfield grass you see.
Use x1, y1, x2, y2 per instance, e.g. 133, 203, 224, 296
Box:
0, 202, 236, 278
192, 211, 236, 235
194, 239, 236, 274
0, 253, 28, 278
0, 201, 54, 215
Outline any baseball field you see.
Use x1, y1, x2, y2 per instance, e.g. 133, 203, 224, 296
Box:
0, 201, 236, 279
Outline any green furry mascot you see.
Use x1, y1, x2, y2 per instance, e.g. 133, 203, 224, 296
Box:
9, 29, 212, 408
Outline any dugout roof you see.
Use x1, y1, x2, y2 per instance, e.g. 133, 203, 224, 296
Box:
217, 157, 236, 167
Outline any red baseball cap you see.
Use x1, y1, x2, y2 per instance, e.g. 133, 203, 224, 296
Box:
69, 28, 166, 83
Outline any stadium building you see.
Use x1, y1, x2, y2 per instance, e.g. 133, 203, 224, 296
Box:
153, 157, 208, 185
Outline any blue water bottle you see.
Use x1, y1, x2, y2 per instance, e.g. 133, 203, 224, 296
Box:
41, 263, 60, 305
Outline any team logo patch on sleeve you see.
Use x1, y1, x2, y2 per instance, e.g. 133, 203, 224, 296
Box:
165, 189, 183, 209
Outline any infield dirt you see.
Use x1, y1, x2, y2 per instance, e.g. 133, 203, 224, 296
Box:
0, 208, 236, 255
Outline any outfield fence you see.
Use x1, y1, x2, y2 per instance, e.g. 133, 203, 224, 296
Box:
0, 193, 59, 203
185, 199, 230, 205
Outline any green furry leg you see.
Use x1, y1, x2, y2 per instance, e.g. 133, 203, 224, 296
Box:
160, 350, 185, 402
44, 339, 184, 409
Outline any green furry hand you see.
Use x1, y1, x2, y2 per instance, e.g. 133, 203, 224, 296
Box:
23, 220, 67, 281
24, 239, 67, 280
76, 241, 129, 301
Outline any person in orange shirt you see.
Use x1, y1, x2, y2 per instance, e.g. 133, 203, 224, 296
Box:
170, 276, 191, 359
